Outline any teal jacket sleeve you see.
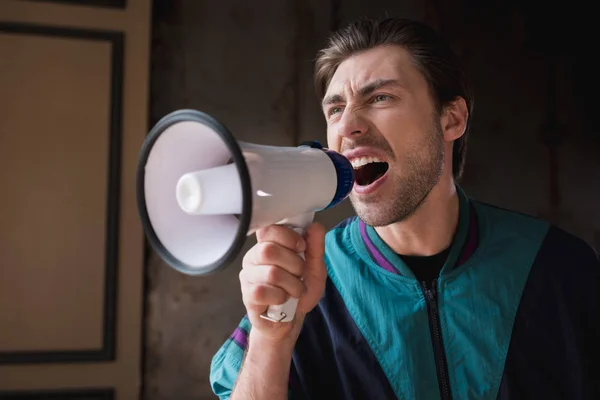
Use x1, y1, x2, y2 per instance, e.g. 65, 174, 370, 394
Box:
209, 315, 251, 399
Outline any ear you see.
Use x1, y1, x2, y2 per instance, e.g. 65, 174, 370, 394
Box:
440, 97, 468, 142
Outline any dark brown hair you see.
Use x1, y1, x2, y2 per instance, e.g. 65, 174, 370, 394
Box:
314, 17, 474, 180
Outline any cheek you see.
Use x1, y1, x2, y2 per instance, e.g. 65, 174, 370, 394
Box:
378, 108, 430, 144
326, 130, 341, 151
372, 112, 410, 146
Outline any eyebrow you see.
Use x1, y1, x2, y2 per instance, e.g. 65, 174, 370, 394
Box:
321, 79, 403, 108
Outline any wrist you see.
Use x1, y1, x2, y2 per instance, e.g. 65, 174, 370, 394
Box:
248, 327, 296, 357
247, 314, 304, 361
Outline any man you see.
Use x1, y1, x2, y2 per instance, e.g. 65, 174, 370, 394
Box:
210, 16, 599, 400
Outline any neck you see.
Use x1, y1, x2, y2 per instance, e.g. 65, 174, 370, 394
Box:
374, 179, 459, 256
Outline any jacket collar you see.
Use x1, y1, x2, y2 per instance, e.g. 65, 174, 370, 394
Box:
356, 185, 478, 279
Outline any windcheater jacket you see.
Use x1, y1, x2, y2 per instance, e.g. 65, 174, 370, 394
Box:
209, 186, 600, 399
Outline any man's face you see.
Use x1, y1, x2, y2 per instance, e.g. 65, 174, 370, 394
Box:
324, 45, 445, 227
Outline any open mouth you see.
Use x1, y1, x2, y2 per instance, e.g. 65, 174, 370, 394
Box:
351, 156, 389, 187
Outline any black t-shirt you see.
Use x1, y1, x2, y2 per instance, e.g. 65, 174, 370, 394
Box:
399, 247, 450, 283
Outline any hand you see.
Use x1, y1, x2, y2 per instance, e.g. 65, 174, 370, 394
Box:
240, 223, 327, 344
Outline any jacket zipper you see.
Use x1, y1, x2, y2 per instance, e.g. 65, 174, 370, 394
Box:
421, 279, 452, 400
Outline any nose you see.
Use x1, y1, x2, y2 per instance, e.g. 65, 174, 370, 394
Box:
336, 107, 368, 139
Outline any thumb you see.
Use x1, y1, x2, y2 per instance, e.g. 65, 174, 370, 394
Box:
297, 222, 327, 314
304, 222, 326, 264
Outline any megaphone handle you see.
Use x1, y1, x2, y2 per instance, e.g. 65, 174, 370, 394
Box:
260, 213, 314, 323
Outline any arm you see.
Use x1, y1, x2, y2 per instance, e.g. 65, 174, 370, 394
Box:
226, 223, 326, 399
231, 327, 300, 400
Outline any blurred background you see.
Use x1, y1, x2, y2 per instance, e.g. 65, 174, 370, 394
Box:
0, 0, 598, 399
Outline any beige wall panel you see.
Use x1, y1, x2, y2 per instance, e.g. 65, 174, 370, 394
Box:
0, 33, 111, 352
0, 0, 150, 398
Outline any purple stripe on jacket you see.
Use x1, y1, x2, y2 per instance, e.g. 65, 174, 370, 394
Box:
359, 220, 400, 274
230, 326, 248, 350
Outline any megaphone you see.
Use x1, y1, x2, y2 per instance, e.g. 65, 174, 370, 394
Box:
137, 109, 354, 323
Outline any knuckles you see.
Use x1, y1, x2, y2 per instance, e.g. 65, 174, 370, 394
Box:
247, 282, 287, 305
257, 225, 300, 249
249, 283, 267, 300
264, 265, 282, 284
255, 224, 280, 242
255, 242, 280, 264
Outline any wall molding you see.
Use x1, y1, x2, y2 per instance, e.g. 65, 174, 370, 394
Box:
21, 0, 126, 9
0, 21, 123, 364
0, 388, 114, 399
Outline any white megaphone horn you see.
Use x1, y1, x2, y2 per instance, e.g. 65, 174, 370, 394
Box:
136, 109, 354, 323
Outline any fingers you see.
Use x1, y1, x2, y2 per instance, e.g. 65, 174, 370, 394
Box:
241, 225, 307, 311
240, 223, 328, 326
249, 240, 305, 277
256, 225, 306, 253
240, 265, 307, 306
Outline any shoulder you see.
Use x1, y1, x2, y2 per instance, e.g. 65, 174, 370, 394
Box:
518, 224, 599, 340
471, 199, 551, 240
536, 224, 599, 278
472, 198, 599, 278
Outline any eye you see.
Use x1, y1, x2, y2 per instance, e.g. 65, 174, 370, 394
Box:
373, 94, 391, 102
328, 106, 343, 117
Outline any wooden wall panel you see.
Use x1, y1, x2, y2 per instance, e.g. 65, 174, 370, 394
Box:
0, 22, 122, 363
23, 0, 126, 9
0, 0, 149, 398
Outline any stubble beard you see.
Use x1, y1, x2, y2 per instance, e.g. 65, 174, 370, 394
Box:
351, 122, 445, 227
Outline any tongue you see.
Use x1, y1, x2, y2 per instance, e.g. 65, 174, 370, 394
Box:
355, 162, 388, 186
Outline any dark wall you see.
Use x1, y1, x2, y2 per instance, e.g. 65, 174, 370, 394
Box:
146, 1, 599, 398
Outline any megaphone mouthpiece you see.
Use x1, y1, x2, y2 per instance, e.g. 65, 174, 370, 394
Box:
176, 163, 242, 215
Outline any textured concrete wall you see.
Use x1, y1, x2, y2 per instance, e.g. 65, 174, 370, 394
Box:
145, 1, 599, 398
146, 2, 323, 398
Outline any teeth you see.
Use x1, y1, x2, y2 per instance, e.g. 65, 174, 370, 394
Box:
350, 156, 382, 169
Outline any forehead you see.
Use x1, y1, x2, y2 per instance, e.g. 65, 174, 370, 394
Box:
326, 45, 423, 96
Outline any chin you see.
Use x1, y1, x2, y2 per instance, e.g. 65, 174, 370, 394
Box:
350, 182, 427, 227
351, 199, 401, 227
